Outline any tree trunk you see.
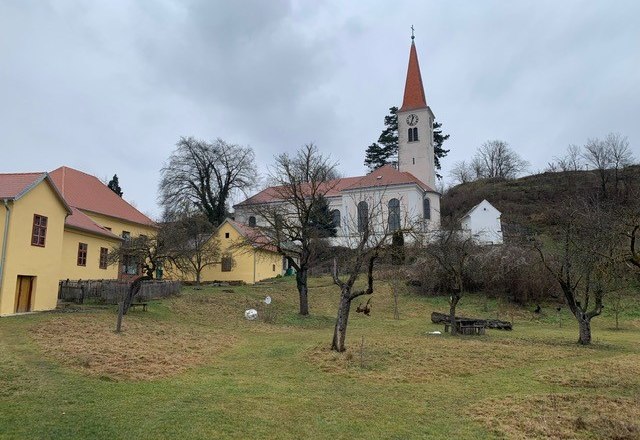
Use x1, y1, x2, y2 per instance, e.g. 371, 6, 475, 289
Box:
449, 294, 460, 335
196, 270, 201, 286
331, 288, 352, 352
296, 268, 309, 316
578, 316, 592, 345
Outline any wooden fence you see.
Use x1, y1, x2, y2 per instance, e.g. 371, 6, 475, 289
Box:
58, 279, 182, 304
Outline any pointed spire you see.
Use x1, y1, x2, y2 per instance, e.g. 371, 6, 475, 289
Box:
399, 33, 428, 112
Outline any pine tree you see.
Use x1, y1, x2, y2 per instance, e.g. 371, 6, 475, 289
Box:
309, 195, 337, 238
364, 107, 450, 178
107, 174, 123, 197
433, 121, 450, 180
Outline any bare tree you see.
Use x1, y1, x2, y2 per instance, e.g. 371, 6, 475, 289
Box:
534, 200, 619, 345
449, 160, 474, 184
549, 144, 585, 172
583, 137, 613, 197
330, 194, 409, 352
606, 133, 634, 195
249, 144, 338, 316
168, 214, 221, 285
159, 137, 257, 226
468, 140, 529, 179
422, 227, 477, 335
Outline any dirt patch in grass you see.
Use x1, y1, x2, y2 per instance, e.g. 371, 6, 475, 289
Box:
537, 354, 640, 390
31, 313, 237, 381
306, 335, 590, 383
472, 393, 640, 439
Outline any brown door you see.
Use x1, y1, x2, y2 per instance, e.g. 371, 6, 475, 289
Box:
14, 276, 34, 313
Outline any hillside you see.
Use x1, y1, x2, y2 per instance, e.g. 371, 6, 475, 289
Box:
441, 165, 640, 234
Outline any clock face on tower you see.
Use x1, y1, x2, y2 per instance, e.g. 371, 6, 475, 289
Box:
406, 114, 419, 126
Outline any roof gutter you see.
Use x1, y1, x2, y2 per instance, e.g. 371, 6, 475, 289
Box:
0, 199, 13, 297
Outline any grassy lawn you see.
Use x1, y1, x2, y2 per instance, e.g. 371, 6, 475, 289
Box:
1, 276, 639, 439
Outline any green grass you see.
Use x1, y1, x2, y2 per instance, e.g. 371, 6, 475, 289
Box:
1, 276, 639, 439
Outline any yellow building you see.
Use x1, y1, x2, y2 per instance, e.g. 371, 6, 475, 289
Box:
0, 173, 71, 315
198, 219, 286, 284
0, 167, 157, 316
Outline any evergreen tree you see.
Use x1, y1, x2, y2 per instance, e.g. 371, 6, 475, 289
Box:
364, 107, 450, 178
433, 121, 450, 180
309, 195, 337, 238
107, 174, 123, 197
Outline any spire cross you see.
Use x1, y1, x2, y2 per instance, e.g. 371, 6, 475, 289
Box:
411, 25, 415, 40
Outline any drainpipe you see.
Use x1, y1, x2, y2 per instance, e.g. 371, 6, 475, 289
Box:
0, 199, 12, 297
253, 249, 257, 284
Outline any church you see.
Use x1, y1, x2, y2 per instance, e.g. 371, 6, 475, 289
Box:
234, 37, 441, 244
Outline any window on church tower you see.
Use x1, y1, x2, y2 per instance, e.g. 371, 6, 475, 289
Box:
248, 216, 256, 227
388, 198, 400, 232
357, 201, 368, 233
331, 209, 341, 228
423, 198, 431, 220
408, 127, 419, 142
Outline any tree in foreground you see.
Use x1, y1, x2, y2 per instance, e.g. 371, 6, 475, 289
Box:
107, 174, 123, 197
330, 195, 407, 352
422, 226, 477, 335
534, 200, 620, 345
168, 214, 221, 285
252, 144, 338, 316
159, 137, 257, 227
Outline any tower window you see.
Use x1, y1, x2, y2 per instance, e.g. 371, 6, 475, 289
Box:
408, 127, 418, 142
412, 158, 415, 165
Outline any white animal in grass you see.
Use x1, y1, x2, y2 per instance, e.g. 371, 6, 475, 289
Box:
244, 309, 258, 320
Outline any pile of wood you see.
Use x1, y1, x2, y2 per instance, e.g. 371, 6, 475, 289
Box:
430, 311, 513, 331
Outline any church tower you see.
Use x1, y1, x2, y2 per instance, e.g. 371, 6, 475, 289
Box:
397, 35, 436, 188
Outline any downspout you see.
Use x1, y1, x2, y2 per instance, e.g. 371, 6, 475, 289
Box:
253, 249, 257, 284
0, 199, 12, 297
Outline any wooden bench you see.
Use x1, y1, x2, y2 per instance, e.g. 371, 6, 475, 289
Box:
444, 322, 485, 335
129, 302, 148, 312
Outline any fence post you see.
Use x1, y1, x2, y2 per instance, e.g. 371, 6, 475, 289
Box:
115, 301, 124, 333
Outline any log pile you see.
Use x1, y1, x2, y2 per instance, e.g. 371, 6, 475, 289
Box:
430, 311, 513, 331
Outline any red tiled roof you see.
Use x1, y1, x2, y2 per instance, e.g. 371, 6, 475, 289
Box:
65, 207, 123, 240
226, 219, 279, 253
399, 41, 428, 112
235, 165, 436, 207
49, 166, 156, 227
342, 165, 435, 192
0, 172, 47, 199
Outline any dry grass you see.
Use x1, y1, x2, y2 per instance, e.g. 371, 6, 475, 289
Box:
306, 334, 589, 383
31, 313, 237, 381
472, 393, 640, 440
537, 354, 640, 390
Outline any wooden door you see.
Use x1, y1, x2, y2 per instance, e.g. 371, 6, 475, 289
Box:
14, 276, 34, 313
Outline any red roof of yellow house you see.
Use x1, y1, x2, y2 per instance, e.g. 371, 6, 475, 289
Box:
399, 41, 428, 112
49, 166, 155, 227
0, 172, 48, 199
0, 172, 72, 213
225, 219, 280, 253
234, 165, 437, 207
65, 207, 122, 240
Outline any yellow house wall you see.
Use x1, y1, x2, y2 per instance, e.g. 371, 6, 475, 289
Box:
0, 181, 68, 315
60, 229, 120, 281
83, 211, 157, 240
198, 222, 283, 284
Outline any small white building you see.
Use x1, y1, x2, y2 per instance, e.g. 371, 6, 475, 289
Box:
460, 199, 503, 245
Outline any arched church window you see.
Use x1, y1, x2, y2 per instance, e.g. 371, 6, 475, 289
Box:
408, 128, 414, 142
357, 201, 368, 233
248, 216, 256, 227
331, 209, 341, 228
423, 198, 431, 220
412, 127, 419, 141
388, 198, 400, 232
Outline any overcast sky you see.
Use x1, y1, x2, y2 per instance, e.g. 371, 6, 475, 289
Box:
2, 0, 639, 219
